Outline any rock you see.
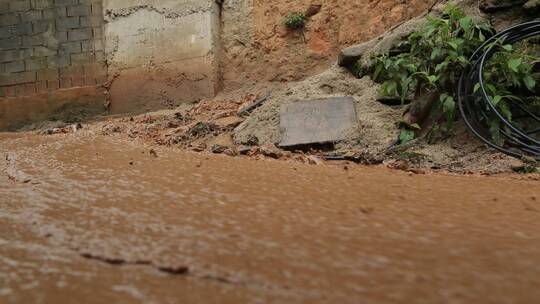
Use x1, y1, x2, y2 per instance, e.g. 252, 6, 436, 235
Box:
338, 16, 426, 69
281, 151, 293, 159
244, 135, 259, 146
42, 128, 63, 135
524, 0, 540, 11
305, 4, 322, 17
237, 145, 253, 155
479, 0, 527, 12
188, 122, 215, 138
102, 124, 122, 134
164, 120, 180, 129
192, 143, 207, 152
71, 123, 83, 132
279, 97, 358, 147
207, 134, 234, 148
224, 148, 239, 157
260, 143, 282, 159
338, 43, 370, 68
409, 168, 426, 175
388, 160, 409, 171
211, 144, 227, 154
149, 149, 158, 158
307, 155, 323, 165
213, 116, 245, 129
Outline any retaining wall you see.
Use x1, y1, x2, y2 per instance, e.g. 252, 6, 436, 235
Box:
103, 0, 221, 114
0, 0, 221, 129
0, 0, 107, 130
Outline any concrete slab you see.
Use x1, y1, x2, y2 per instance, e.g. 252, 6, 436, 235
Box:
279, 97, 357, 147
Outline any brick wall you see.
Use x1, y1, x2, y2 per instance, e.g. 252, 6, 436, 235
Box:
0, 0, 105, 98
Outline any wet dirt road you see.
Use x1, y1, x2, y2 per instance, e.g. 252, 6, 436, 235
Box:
1, 131, 540, 304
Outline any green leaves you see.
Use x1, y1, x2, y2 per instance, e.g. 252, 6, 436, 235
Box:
473, 82, 481, 93
368, 5, 495, 143
459, 16, 472, 32
440, 94, 456, 130
366, 5, 538, 146
507, 58, 522, 73
381, 80, 398, 96
491, 95, 502, 106
283, 12, 306, 29
524, 75, 536, 92
399, 128, 416, 144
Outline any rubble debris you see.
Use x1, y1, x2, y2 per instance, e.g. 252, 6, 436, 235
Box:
72, 123, 83, 132
305, 4, 322, 17
260, 143, 282, 159
192, 143, 207, 152
213, 116, 245, 129
237, 92, 272, 116
40, 123, 83, 135
307, 155, 323, 165
279, 97, 358, 148
188, 122, 216, 138
102, 124, 122, 134
237, 145, 253, 155
224, 148, 239, 157
211, 144, 228, 154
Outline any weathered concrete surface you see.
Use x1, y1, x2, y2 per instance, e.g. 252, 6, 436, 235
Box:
0, 87, 106, 130
103, 0, 221, 114
279, 97, 357, 147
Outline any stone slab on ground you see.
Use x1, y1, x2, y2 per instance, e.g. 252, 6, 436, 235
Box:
279, 97, 357, 147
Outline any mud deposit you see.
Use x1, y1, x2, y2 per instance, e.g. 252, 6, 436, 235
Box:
1, 132, 540, 303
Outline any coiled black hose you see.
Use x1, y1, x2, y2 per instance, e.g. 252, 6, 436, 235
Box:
458, 20, 540, 159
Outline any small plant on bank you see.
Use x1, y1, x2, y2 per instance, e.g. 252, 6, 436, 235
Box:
364, 5, 539, 144
283, 12, 307, 30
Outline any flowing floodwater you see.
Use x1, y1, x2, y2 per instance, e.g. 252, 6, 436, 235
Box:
1, 131, 540, 303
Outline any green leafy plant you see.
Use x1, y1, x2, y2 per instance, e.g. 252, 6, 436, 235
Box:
366, 5, 494, 143
477, 39, 540, 144
283, 12, 307, 30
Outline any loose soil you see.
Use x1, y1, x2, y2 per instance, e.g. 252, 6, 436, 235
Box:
31, 65, 528, 175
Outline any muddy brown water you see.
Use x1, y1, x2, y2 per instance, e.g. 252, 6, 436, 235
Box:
1, 131, 540, 303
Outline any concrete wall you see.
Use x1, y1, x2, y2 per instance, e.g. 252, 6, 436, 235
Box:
103, 0, 221, 114
0, 0, 221, 129
0, 0, 107, 130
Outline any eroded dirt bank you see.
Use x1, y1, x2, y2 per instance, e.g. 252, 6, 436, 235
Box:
221, 0, 431, 89
1, 131, 540, 303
